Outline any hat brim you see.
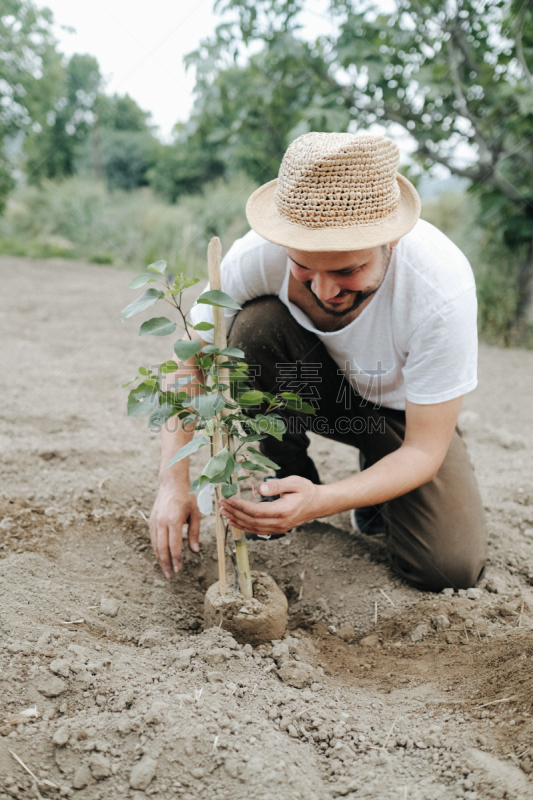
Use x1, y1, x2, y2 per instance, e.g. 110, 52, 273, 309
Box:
246, 174, 421, 252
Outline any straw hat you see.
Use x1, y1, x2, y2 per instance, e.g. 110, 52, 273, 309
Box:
246, 132, 421, 252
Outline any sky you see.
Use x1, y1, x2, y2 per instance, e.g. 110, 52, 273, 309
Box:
42, 0, 341, 142
43, 0, 218, 141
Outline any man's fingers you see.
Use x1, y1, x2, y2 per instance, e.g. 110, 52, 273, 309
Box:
168, 521, 184, 575
259, 476, 308, 496
157, 523, 175, 580
220, 496, 291, 519
222, 507, 286, 533
187, 507, 201, 554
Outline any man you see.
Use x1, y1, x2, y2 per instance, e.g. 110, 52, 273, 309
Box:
149, 132, 487, 592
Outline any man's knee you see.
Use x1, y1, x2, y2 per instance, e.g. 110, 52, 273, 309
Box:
390, 530, 487, 592
228, 296, 291, 354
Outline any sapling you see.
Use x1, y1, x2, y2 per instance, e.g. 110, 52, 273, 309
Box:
121, 237, 314, 600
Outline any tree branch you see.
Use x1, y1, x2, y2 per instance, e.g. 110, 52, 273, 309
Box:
516, 0, 533, 90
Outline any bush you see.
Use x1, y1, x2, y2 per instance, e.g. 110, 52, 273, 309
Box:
421, 190, 531, 346
0, 173, 254, 274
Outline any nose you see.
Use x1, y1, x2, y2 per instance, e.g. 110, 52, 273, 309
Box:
311, 273, 341, 301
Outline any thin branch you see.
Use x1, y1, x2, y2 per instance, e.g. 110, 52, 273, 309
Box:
445, 35, 493, 164
516, 0, 533, 89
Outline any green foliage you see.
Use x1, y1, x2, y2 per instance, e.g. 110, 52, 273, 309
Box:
121, 260, 313, 500
0, 174, 251, 272
0, 0, 64, 209
25, 53, 102, 183
182, 0, 533, 339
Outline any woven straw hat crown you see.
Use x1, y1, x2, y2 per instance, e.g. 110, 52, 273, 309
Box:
246, 131, 421, 252
275, 132, 401, 228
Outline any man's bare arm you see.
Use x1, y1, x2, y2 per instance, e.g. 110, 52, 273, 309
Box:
149, 329, 208, 579
219, 396, 463, 535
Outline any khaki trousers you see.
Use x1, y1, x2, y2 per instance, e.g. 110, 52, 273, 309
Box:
228, 296, 487, 592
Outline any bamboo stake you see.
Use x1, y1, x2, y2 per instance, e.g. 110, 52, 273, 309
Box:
207, 237, 252, 600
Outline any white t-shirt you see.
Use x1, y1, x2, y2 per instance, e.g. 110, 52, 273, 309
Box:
189, 219, 478, 410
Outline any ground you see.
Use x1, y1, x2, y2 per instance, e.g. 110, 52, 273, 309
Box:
0, 255, 532, 800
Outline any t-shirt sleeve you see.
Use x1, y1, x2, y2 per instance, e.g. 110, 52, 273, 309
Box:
402, 288, 478, 404
188, 232, 287, 343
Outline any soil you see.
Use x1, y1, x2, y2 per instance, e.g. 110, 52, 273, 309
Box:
1, 254, 533, 800
204, 572, 288, 645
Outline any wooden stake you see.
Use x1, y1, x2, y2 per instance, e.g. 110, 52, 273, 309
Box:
207, 237, 252, 600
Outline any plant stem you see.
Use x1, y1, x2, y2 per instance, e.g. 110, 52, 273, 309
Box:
208, 236, 252, 600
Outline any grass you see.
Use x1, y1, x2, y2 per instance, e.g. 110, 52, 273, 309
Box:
0, 177, 529, 345
0, 174, 255, 276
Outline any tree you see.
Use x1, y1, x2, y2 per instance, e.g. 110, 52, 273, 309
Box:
24, 53, 102, 182
0, 0, 63, 208
185, 0, 533, 334
95, 93, 152, 133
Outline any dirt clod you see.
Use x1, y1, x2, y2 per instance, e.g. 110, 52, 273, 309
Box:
204, 571, 288, 644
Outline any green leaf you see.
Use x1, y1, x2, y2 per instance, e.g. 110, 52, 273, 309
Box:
196, 289, 242, 310
139, 366, 151, 376
202, 447, 233, 481
160, 360, 179, 374
167, 436, 208, 468
245, 449, 280, 470
221, 484, 238, 498
170, 376, 194, 389
128, 272, 156, 289
174, 338, 202, 361
202, 345, 221, 354
240, 433, 267, 442
284, 399, 316, 416
193, 321, 215, 331
240, 460, 267, 472
139, 317, 177, 337
187, 392, 226, 420
238, 390, 266, 406
220, 347, 245, 358
146, 259, 167, 274
247, 413, 286, 441
121, 376, 137, 388
127, 388, 158, 418
148, 403, 175, 429
121, 288, 164, 322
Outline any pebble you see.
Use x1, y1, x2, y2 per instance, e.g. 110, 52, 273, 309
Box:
173, 647, 195, 670
100, 597, 120, 617
336, 624, 355, 642
138, 630, 163, 648
411, 623, 429, 643
89, 752, 111, 780
72, 764, 92, 789
207, 671, 225, 683
485, 577, 505, 594
145, 702, 167, 725
53, 726, 69, 747
50, 659, 70, 678
203, 648, 231, 666
434, 615, 451, 632
278, 661, 314, 689
359, 634, 380, 648
271, 642, 290, 665
129, 755, 158, 790
466, 588, 483, 600
499, 602, 519, 616
441, 588, 454, 597
36, 674, 67, 697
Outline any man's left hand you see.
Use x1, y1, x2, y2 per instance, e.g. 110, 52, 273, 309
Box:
219, 476, 322, 536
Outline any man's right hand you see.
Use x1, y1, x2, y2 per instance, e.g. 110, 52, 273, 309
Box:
149, 485, 201, 579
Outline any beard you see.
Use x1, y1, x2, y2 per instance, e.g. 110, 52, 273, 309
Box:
302, 246, 391, 318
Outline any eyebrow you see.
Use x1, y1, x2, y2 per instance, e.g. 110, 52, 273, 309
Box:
290, 257, 365, 272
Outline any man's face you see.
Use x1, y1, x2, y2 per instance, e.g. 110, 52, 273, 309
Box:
286, 242, 396, 317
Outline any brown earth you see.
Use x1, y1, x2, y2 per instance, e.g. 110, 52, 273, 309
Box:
0, 255, 532, 800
